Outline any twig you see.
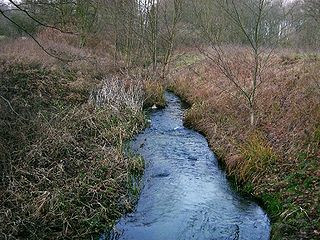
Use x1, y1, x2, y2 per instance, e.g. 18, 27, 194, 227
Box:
0, 95, 26, 120
8, 0, 77, 35
0, 8, 76, 62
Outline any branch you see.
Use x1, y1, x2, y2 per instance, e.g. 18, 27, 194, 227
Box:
0, 8, 74, 62
0, 95, 26, 120
8, 0, 77, 35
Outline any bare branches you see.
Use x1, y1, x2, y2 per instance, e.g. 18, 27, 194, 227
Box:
190, 0, 282, 125
0, 7, 72, 62
304, 0, 320, 22
8, 0, 77, 35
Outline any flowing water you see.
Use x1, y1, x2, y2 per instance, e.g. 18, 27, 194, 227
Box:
108, 92, 270, 240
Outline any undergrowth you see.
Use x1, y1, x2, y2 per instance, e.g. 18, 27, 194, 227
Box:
0, 36, 160, 239
170, 49, 320, 240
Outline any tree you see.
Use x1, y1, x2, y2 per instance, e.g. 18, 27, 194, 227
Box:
159, 0, 184, 79
304, 0, 320, 22
75, 0, 98, 47
191, 0, 286, 126
299, 0, 320, 49
0, 1, 38, 37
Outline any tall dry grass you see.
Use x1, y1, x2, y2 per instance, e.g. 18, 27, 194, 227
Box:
0, 30, 163, 239
90, 76, 144, 112
170, 47, 320, 239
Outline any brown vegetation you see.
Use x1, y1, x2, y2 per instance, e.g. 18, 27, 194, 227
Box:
169, 48, 320, 239
0, 31, 163, 239
1, 0, 319, 238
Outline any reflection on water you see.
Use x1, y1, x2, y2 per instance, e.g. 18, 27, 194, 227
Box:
108, 92, 270, 240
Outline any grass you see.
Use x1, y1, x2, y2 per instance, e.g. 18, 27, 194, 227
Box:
0, 34, 164, 239
169, 47, 320, 239
143, 80, 166, 108
236, 132, 276, 182
1, 33, 318, 239
0, 62, 144, 239
172, 52, 204, 70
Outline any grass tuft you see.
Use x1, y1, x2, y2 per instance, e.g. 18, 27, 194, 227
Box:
236, 132, 276, 182
143, 80, 166, 108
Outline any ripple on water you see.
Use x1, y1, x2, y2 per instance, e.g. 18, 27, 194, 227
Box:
106, 92, 270, 240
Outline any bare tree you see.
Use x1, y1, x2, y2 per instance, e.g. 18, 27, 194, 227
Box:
159, 0, 183, 79
299, 0, 320, 49
75, 0, 98, 47
304, 0, 320, 22
192, 0, 286, 126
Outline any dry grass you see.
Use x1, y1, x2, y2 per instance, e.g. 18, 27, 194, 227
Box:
0, 32, 162, 239
0, 29, 118, 80
90, 76, 145, 111
143, 80, 166, 108
236, 132, 276, 182
0, 104, 145, 239
170, 47, 320, 239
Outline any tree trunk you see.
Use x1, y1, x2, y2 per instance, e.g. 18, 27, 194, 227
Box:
250, 106, 255, 126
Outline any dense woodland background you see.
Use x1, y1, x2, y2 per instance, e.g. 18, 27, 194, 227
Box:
1, 0, 320, 59
0, 0, 319, 240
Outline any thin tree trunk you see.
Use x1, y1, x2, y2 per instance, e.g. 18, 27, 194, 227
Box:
250, 106, 255, 126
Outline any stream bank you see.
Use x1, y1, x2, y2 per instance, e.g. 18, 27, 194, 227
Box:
108, 92, 270, 240
169, 53, 320, 239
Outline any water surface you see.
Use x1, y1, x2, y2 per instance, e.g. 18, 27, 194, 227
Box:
109, 92, 270, 240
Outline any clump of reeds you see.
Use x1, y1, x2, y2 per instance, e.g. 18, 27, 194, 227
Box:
89, 76, 144, 112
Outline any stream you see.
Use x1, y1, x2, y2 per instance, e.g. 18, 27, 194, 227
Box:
108, 92, 270, 240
